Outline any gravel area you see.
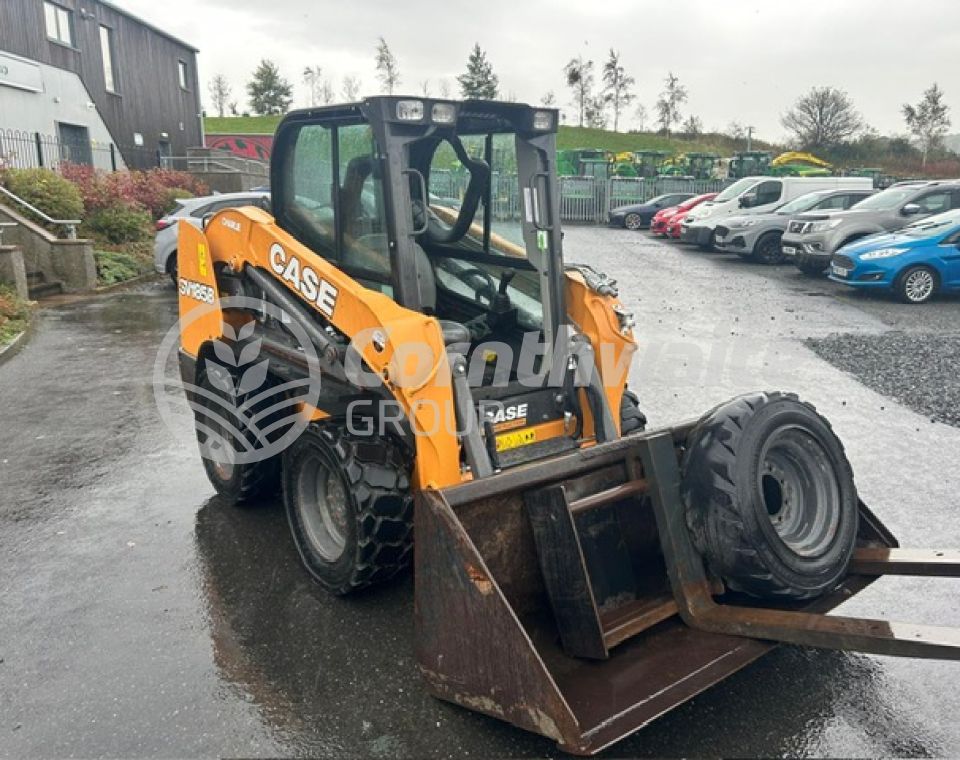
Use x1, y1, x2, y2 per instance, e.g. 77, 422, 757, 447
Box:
807, 332, 960, 428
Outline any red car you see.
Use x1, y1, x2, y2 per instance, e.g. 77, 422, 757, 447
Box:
651, 193, 717, 238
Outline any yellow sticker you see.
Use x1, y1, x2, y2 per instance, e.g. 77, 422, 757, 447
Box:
496, 428, 537, 453
197, 243, 208, 277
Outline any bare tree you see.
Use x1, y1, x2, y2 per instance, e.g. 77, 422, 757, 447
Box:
682, 115, 703, 138
303, 66, 323, 107
541, 91, 556, 107
781, 86, 863, 149
438, 78, 452, 98
208, 74, 231, 118
342, 75, 361, 102
602, 49, 635, 132
584, 95, 607, 129
420, 79, 431, 97
375, 37, 401, 95
228, 101, 239, 117
634, 103, 648, 131
655, 72, 687, 135
903, 83, 951, 167
321, 77, 335, 105
726, 120, 747, 140
563, 56, 594, 128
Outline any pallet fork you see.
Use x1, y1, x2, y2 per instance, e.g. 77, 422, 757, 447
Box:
415, 426, 960, 755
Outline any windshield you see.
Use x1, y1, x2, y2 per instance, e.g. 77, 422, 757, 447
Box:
850, 187, 919, 211
901, 211, 960, 236
713, 178, 757, 203
775, 192, 828, 215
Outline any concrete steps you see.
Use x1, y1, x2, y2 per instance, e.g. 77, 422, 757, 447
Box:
26, 271, 64, 300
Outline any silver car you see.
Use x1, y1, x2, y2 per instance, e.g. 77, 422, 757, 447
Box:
714, 188, 874, 264
153, 192, 271, 282
780, 180, 960, 275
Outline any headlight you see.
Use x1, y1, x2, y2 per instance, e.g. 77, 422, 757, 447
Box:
431, 103, 456, 124
396, 100, 424, 121
532, 110, 554, 131
860, 247, 907, 260
810, 219, 843, 233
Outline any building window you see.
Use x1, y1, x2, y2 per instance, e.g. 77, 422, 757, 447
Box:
100, 26, 117, 93
43, 2, 73, 46
178, 60, 189, 90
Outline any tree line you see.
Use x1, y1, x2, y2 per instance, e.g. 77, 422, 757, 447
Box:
206, 40, 952, 167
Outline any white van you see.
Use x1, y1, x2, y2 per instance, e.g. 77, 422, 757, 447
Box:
680, 176, 874, 249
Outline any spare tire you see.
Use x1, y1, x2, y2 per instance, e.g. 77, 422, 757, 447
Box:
681, 391, 858, 600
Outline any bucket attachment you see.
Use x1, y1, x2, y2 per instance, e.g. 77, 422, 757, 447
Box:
414, 426, 960, 756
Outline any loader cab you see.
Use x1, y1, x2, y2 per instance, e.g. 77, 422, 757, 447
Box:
271, 98, 565, 375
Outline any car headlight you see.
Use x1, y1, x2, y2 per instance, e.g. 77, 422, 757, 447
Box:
809, 219, 843, 233
859, 247, 907, 260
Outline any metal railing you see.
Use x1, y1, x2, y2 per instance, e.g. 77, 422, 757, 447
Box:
0, 186, 80, 239
160, 154, 269, 177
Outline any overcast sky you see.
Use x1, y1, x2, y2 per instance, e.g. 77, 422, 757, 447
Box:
119, 0, 959, 140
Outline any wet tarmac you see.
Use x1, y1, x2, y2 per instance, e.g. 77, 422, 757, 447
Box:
1, 228, 958, 758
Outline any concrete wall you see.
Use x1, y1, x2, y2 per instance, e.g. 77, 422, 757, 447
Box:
0, 204, 97, 292
0, 245, 28, 299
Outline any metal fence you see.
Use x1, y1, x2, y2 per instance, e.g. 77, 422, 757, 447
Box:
160, 154, 269, 180
430, 172, 733, 225
0, 128, 166, 173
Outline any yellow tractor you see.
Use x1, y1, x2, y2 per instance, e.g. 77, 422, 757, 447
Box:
176, 97, 960, 755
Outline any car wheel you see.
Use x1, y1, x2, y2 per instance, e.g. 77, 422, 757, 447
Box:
166, 252, 178, 286
897, 265, 938, 304
753, 232, 785, 265
624, 213, 644, 231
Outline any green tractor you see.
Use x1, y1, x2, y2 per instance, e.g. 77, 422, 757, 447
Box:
557, 148, 613, 180
728, 150, 774, 179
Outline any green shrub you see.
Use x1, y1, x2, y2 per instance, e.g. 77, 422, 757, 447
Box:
2, 168, 83, 233
84, 204, 152, 244
0, 284, 31, 346
94, 249, 142, 286
161, 187, 194, 217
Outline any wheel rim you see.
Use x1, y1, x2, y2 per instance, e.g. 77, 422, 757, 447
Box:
625, 214, 642, 230
758, 238, 780, 262
296, 452, 349, 562
758, 426, 841, 558
904, 269, 934, 302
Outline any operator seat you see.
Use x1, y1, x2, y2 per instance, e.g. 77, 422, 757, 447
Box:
413, 247, 470, 347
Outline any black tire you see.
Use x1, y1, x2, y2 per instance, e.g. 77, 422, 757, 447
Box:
194, 360, 282, 504
166, 252, 178, 286
797, 259, 827, 277
620, 389, 647, 435
624, 213, 645, 231
698, 229, 717, 252
896, 265, 938, 304
753, 232, 784, 265
681, 391, 859, 600
283, 425, 413, 594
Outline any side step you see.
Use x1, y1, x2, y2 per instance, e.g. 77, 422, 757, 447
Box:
27, 271, 64, 300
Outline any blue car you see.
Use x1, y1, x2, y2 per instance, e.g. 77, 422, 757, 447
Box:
829, 210, 960, 304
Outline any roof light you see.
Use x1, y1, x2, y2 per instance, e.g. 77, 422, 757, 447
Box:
432, 103, 456, 124
396, 100, 424, 121
533, 111, 554, 131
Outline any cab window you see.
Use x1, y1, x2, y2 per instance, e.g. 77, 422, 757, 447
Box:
814, 194, 849, 211
286, 124, 336, 256
915, 191, 951, 214
754, 180, 783, 206
338, 124, 391, 280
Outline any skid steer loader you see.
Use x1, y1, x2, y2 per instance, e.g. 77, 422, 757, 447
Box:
176, 97, 960, 755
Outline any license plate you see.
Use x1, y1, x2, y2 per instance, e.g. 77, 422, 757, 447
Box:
496, 428, 537, 452
831, 264, 851, 278
782, 246, 796, 256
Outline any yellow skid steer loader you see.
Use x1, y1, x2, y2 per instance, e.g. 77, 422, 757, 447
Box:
176, 97, 960, 755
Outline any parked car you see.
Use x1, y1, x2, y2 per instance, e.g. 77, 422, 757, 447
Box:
781, 180, 960, 276
608, 192, 695, 230
714, 188, 875, 264
829, 209, 960, 304
650, 193, 717, 236
154, 192, 271, 282
681, 176, 874, 250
